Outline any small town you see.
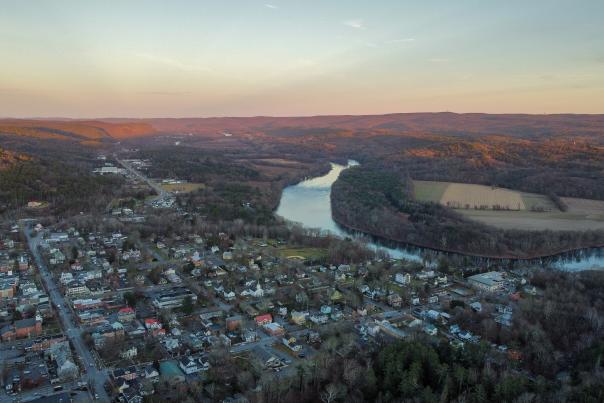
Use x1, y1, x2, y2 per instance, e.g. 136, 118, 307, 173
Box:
0, 161, 548, 402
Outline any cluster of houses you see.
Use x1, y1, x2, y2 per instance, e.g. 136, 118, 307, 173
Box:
41, 228, 141, 298
0, 210, 535, 403
3, 335, 81, 396
354, 267, 520, 355
0, 230, 50, 343
0, 224, 87, 398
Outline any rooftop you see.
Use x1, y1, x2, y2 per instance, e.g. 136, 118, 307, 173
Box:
468, 271, 504, 287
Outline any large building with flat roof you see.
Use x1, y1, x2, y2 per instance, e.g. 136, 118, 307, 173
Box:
467, 271, 505, 292
152, 287, 197, 309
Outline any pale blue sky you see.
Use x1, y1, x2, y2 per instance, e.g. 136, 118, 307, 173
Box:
1, 0, 603, 117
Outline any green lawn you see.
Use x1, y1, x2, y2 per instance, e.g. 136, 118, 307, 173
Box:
414, 180, 558, 212
520, 191, 557, 211
413, 180, 450, 203
277, 247, 327, 260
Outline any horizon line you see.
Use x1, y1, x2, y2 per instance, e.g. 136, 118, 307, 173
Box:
2, 111, 604, 121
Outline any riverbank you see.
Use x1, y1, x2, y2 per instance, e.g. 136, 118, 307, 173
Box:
331, 211, 604, 262
267, 160, 333, 211
274, 160, 604, 270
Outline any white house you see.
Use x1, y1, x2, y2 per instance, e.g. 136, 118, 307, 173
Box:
395, 272, 411, 285
309, 314, 328, 325
179, 356, 201, 374
120, 346, 138, 359
60, 272, 74, 285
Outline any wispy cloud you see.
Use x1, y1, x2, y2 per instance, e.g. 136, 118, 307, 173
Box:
136, 53, 211, 72
343, 19, 365, 30
386, 38, 415, 44
264, 3, 277, 9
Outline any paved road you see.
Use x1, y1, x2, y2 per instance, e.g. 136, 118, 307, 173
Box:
114, 156, 169, 202
22, 224, 110, 402
230, 330, 275, 354
7, 379, 83, 403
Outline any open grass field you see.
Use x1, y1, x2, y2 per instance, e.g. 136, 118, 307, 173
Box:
563, 197, 604, 219
521, 192, 558, 211
277, 246, 327, 260
160, 182, 205, 193
413, 180, 604, 231
413, 180, 556, 211
441, 183, 526, 210
256, 158, 302, 165
458, 209, 604, 231
413, 180, 449, 203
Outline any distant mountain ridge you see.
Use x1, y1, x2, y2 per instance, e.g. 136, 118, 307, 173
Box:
121, 112, 604, 142
0, 120, 155, 144
2, 112, 603, 143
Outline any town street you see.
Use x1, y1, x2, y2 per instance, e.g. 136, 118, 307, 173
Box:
114, 156, 170, 204
22, 223, 110, 402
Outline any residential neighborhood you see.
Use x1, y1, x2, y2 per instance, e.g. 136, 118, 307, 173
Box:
0, 204, 549, 403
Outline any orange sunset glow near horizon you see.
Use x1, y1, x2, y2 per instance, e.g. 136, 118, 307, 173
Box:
1, 0, 603, 118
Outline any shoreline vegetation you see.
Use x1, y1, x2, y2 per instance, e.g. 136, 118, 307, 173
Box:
333, 217, 604, 262
330, 165, 604, 260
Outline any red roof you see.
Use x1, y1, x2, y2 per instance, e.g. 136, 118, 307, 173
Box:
255, 314, 272, 324
119, 307, 135, 314
144, 318, 161, 328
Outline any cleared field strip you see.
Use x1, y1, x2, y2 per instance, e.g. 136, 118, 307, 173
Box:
160, 182, 205, 193
413, 180, 449, 203
277, 247, 327, 260
413, 180, 604, 231
562, 197, 604, 219
521, 192, 557, 211
256, 158, 302, 165
458, 209, 604, 231
413, 180, 555, 211
441, 183, 525, 210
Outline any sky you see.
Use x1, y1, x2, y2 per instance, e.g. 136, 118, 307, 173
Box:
1, 0, 603, 118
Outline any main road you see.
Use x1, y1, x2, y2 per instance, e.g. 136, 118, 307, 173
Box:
22, 222, 110, 402
114, 156, 168, 200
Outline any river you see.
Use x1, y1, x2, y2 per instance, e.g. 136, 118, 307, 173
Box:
275, 161, 604, 271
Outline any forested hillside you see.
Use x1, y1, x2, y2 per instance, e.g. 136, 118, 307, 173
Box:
0, 120, 154, 145
0, 147, 30, 170
138, 114, 604, 201
0, 158, 123, 216
3, 114, 604, 200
